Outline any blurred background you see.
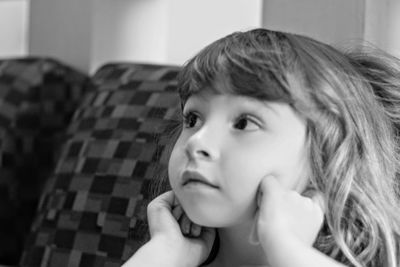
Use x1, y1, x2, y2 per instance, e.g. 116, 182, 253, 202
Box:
1, 0, 400, 74
1, 1, 400, 266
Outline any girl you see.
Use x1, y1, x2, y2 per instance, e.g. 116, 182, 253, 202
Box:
124, 28, 400, 267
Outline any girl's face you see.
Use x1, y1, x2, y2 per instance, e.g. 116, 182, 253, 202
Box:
168, 88, 309, 227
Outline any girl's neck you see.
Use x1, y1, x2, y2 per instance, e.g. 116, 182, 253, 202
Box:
206, 218, 269, 267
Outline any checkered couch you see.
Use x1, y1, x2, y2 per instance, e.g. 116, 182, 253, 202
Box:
0, 57, 181, 266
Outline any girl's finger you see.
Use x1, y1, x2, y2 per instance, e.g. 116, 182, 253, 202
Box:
310, 192, 325, 228
256, 187, 262, 208
197, 227, 217, 265
199, 227, 216, 251
249, 211, 260, 245
148, 190, 176, 212
259, 175, 282, 204
302, 188, 325, 216
147, 191, 180, 237
180, 213, 192, 235
173, 194, 180, 206
172, 204, 183, 221
311, 192, 325, 214
191, 223, 202, 237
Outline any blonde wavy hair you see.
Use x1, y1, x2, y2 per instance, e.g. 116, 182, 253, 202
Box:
172, 29, 400, 267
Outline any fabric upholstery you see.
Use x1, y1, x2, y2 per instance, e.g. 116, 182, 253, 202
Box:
0, 57, 91, 265
20, 63, 181, 267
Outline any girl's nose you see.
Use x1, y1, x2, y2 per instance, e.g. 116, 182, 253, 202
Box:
185, 127, 220, 161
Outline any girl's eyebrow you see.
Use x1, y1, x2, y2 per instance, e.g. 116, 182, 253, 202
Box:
195, 93, 209, 102
186, 93, 284, 119
184, 95, 205, 108
186, 91, 210, 103
262, 102, 281, 117
237, 96, 282, 117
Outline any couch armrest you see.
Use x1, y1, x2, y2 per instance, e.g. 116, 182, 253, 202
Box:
0, 57, 91, 265
20, 63, 181, 267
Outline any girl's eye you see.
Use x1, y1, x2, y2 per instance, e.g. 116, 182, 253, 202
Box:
183, 112, 201, 128
234, 116, 260, 131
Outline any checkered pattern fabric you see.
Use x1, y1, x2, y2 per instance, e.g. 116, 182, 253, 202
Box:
0, 57, 91, 265
20, 63, 181, 267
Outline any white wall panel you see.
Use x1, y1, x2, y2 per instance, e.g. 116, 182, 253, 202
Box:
0, 0, 29, 57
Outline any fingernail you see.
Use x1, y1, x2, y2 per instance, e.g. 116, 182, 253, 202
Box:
192, 224, 201, 237
248, 230, 260, 245
248, 221, 260, 245
183, 221, 190, 234
256, 189, 262, 207
172, 205, 182, 220
302, 188, 316, 198
173, 195, 179, 206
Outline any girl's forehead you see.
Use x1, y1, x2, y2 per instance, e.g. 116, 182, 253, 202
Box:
180, 69, 296, 109
186, 88, 243, 103
185, 89, 279, 112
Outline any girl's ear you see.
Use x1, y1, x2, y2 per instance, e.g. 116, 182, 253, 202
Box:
173, 193, 180, 206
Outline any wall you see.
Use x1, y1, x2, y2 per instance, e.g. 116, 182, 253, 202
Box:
25, 0, 400, 73
28, 0, 92, 72
166, 0, 262, 64
364, 0, 388, 50
262, 0, 400, 57
0, 0, 29, 57
91, 0, 169, 72
28, 0, 262, 73
262, 0, 365, 46
385, 0, 400, 57
363, 0, 400, 56
91, 0, 262, 70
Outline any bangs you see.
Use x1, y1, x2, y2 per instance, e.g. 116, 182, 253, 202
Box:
177, 30, 294, 106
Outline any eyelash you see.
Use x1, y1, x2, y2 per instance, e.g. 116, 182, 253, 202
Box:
182, 111, 261, 130
183, 111, 201, 128
234, 115, 261, 130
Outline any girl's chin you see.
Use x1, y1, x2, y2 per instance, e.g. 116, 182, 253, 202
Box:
184, 209, 251, 228
176, 194, 256, 227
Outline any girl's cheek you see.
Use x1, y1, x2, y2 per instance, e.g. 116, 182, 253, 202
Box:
168, 149, 178, 185
168, 143, 186, 188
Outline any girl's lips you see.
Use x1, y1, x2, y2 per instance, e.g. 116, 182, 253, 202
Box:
182, 170, 219, 188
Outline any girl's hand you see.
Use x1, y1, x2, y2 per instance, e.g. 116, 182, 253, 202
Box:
146, 191, 216, 267
250, 176, 325, 264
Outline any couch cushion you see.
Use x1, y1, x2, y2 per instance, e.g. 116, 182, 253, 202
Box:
20, 63, 181, 267
0, 57, 91, 265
